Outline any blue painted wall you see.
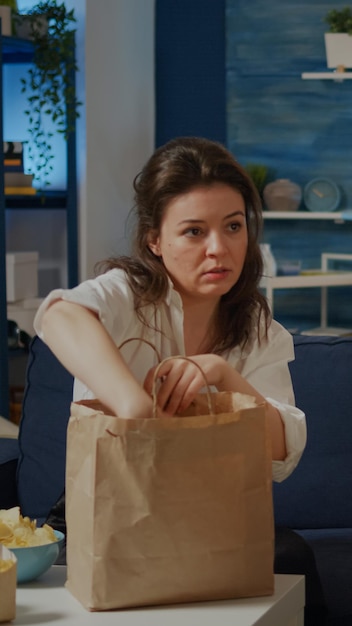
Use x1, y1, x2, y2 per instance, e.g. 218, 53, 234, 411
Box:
226, 0, 352, 209
226, 0, 352, 329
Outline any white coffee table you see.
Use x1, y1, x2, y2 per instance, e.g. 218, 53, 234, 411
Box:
13, 566, 304, 626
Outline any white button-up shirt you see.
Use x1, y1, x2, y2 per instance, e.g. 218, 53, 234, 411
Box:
34, 268, 307, 483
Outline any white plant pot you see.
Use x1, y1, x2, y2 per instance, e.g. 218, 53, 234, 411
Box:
324, 33, 352, 69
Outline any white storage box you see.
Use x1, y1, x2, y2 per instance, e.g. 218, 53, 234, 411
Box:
7, 297, 43, 336
6, 252, 39, 303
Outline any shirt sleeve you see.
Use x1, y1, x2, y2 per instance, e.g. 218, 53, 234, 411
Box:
267, 398, 307, 483
34, 269, 133, 341
240, 320, 296, 405
235, 320, 307, 482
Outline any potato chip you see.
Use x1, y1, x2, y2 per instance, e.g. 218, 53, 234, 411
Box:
0, 507, 58, 548
0, 558, 14, 573
0, 520, 13, 541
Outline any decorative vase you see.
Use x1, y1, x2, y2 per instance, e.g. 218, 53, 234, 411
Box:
324, 33, 352, 70
263, 179, 302, 212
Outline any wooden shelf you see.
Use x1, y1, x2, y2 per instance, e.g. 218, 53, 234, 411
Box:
261, 272, 352, 290
5, 191, 67, 210
300, 326, 352, 337
302, 72, 352, 80
263, 211, 350, 222
261, 269, 352, 324
1, 35, 34, 63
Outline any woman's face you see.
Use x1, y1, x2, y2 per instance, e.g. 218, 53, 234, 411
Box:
149, 183, 248, 306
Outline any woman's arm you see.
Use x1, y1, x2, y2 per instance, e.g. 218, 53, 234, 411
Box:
41, 299, 154, 419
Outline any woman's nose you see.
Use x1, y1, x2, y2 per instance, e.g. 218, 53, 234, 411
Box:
205, 232, 227, 256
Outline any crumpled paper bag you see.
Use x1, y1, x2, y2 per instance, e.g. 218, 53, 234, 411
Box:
65, 390, 274, 610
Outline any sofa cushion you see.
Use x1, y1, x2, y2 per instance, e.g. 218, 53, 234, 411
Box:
298, 528, 352, 619
0, 438, 19, 509
0, 460, 18, 509
16, 337, 73, 524
273, 335, 352, 529
0, 437, 19, 464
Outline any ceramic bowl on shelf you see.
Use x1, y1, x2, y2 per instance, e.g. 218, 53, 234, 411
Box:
277, 260, 302, 276
9, 530, 65, 583
263, 179, 302, 212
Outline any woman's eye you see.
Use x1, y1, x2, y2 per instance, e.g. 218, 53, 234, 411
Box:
185, 227, 202, 237
228, 221, 241, 232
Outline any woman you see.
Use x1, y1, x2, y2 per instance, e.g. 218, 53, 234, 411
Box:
36, 136, 327, 623
35, 136, 305, 480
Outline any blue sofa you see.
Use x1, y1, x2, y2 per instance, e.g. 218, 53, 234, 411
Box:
273, 334, 352, 626
1, 334, 351, 624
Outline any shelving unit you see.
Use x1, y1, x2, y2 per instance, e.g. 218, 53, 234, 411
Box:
263, 210, 352, 223
0, 34, 78, 419
301, 72, 352, 80
294, 67, 352, 330
262, 209, 352, 332
261, 269, 352, 327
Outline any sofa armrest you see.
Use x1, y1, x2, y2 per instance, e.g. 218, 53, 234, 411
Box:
0, 438, 19, 508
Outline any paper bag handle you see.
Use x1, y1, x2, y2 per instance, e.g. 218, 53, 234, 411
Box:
118, 340, 214, 417
152, 355, 214, 417
118, 337, 162, 363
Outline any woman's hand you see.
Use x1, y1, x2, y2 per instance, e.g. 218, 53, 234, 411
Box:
143, 354, 228, 415
144, 353, 287, 462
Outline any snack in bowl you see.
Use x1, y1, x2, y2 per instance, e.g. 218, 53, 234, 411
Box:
0, 506, 57, 548
0, 507, 64, 583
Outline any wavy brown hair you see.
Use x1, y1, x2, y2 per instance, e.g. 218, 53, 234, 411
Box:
97, 136, 271, 352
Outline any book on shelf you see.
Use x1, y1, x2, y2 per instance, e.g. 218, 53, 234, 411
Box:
4, 172, 33, 187
3, 141, 24, 160
4, 162, 24, 173
3, 141, 24, 172
4, 166, 36, 196
5, 186, 37, 195
4, 158, 22, 167
3, 141, 24, 157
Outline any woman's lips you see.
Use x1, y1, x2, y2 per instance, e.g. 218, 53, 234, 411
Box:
203, 268, 230, 280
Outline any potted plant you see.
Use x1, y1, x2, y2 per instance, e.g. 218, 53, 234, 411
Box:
244, 163, 275, 205
13, 0, 81, 188
324, 6, 352, 71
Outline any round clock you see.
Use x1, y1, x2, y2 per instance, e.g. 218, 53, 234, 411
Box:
303, 177, 341, 212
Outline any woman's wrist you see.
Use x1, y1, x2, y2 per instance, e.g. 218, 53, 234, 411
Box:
111, 385, 153, 420
215, 357, 240, 391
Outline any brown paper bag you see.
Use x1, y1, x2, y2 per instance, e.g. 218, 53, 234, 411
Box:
65, 364, 274, 611
0, 545, 16, 623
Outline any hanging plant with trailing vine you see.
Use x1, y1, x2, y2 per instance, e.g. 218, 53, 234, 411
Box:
15, 0, 81, 188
